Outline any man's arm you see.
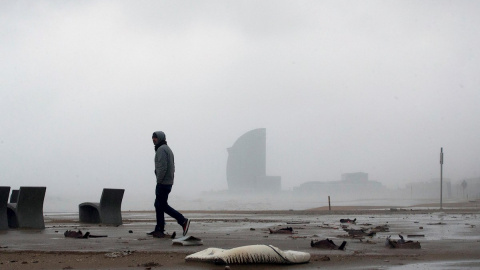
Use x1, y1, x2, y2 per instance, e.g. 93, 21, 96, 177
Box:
155, 149, 168, 182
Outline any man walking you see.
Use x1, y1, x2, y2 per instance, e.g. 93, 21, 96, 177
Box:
148, 131, 190, 238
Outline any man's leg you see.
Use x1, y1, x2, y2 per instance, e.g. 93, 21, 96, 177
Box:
154, 184, 171, 232
162, 186, 189, 235
164, 203, 186, 225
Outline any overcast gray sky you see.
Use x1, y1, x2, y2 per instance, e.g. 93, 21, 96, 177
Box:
1, 1, 479, 211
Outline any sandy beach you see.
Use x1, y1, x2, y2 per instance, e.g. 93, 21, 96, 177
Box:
1, 201, 479, 269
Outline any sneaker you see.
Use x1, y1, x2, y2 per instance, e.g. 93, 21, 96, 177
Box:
152, 231, 166, 238
147, 230, 164, 236
182, 219, 191, 236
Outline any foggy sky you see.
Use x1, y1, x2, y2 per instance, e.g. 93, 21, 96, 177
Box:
1, 1, 479, 211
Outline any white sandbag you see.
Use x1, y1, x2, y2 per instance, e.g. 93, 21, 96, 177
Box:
185, 244, 310, 265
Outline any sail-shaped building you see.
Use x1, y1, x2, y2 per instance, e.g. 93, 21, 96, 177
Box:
226, 128, 281, 192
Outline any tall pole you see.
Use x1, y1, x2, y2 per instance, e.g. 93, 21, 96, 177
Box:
440, 147, 443, 210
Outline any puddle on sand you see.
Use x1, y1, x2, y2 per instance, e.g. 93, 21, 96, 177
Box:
388, 260, 480, 269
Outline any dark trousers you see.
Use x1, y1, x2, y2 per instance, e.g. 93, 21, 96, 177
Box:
154, 184, 186, 232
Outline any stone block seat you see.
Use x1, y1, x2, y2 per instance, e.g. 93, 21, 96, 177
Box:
0, 186, 10, 230
7, 186, 46, 229
79, 188, 125, 226
9, 189, 19, 203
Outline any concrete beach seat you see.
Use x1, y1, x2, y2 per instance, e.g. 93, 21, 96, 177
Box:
7, 186, 47, 229
79, 188, 125, 226
0, 186, 10, 230
9, 189, 19, 203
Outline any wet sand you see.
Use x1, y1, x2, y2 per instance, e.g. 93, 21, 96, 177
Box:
1, 201, 479, 269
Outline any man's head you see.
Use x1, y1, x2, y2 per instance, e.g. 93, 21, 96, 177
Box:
152, 131, 166, 145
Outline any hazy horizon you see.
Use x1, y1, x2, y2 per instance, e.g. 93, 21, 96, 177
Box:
1, 1, 479, 212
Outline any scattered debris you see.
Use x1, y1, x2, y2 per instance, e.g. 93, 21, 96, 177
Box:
340, 218, 356, 224
269, 227, 294, 234
289, 235, 307, 239
172, 236, 203, 246
427, 222, 446, 225
359, 239, 376, 244
337, 234, 365, 239
138, 262, 160, 267
385, 235, 421, 249
64, 230, 89, 239
316, 255, 331, 261
287, 221, 310, 224
105, 250, 134, 258
311, 239, 346, 250
407, 234, 425, 237
344, 229, 376, 237
319, 225, 338, 229
64, 230, 107, 239
88, 234, 108, 238
128, 230, 133, 233
370, 225, 389, 233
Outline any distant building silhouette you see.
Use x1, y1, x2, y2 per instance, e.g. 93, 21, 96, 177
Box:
226, 128, 281, 192
342, 172, 368, 183
293, 172, 386, 200
404, 179, 452, 199
459, 177, 480, 199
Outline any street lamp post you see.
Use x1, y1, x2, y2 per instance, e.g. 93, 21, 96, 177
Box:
440, 147, 444, 210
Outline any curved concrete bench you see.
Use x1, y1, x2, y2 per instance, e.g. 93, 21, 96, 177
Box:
79, 188, 124, 226
9, 189, 19, 203
7, 186, 46, 229
0, 186, 10, 230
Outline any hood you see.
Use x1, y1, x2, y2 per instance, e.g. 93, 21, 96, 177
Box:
153, 131, 166, 142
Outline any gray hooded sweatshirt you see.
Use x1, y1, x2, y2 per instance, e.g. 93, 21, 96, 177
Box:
153, 131, 175, 185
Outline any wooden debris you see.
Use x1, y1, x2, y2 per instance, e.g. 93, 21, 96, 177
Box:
269, 227, 294, 234
311, 239, 346, 250
385, 235, 421, 249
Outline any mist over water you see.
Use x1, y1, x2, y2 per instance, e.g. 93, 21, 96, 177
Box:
43, 180, 468, 212
2, 1, 480, 212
